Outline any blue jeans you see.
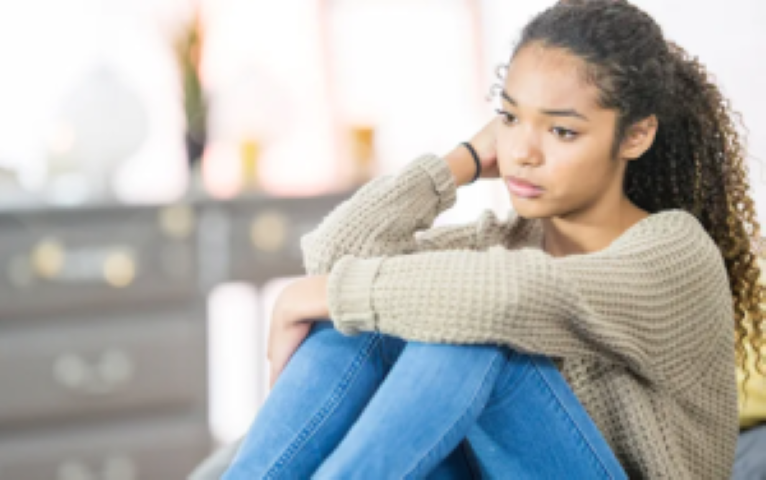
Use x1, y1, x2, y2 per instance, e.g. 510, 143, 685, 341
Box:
224, 321, 627, 479
733, 423, 766, 479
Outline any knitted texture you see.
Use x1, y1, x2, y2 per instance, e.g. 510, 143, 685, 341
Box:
301, 153, 740, 479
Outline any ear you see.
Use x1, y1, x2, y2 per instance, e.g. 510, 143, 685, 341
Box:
619, 115, 658, 161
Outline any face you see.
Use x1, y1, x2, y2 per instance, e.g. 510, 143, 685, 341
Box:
496, 44, 627, 220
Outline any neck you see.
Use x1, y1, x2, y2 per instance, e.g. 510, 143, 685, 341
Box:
540, 199, 649, 258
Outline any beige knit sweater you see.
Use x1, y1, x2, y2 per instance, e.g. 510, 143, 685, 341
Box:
300, 153, 740, 479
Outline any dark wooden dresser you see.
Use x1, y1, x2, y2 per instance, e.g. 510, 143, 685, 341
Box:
0, 191, 350, 480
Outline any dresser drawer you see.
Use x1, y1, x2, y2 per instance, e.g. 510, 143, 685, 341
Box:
0, 204, 198, 319
226, 193, 351, 284
0, 418, 210, 480
0, 310, 205, 428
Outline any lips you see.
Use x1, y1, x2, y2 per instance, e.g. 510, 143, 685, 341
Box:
506, 176, 544, 198
507, 176, 542, 189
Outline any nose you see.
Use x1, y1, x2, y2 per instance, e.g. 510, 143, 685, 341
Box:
508, 127, 544, 168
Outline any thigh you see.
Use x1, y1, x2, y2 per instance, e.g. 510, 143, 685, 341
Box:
467, 352, 627, 479
224, 320, 404, 479
314, 340, 507, 479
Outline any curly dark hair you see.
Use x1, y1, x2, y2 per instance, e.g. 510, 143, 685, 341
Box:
490, 0, 765, 405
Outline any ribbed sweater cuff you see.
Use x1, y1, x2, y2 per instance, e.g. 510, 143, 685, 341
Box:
416, 154, 458, 213
328, 255, 385, 335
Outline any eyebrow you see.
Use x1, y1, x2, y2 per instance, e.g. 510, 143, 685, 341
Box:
501, 90, 589, 121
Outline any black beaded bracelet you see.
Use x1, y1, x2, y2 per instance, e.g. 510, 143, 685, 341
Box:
461, 141, 482, 184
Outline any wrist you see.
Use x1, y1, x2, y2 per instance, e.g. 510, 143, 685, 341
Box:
298, 274, 330, 322
279, 275, 331, 324
312, 274, 331, 319
443, 146, 476, 187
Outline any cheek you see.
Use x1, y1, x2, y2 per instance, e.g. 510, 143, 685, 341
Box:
545, 144, 608, 196
495, 131, 515, 168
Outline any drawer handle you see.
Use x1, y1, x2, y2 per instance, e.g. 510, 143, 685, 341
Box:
158, 204, 196, 239
57, 454, 137, 480
102, 250, 137, 288
52, 349, 135, 395
250, 210, 287, 252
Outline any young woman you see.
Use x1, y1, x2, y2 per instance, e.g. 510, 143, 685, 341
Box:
222, 1, 766, 478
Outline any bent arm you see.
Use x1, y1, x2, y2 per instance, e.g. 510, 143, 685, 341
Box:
327, 211, 732, 388
301, 153, 486, 276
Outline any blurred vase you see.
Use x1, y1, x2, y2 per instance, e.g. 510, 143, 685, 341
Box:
185, 126, 207, 169
46, 64, 149, 203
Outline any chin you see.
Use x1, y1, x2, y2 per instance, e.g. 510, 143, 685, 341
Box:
509, 196, 550, 220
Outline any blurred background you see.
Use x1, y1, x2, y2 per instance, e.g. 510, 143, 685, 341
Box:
0, 0, 764, 478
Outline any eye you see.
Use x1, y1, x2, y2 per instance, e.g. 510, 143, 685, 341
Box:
495, 108, 517, 126
552, 127, 578, 140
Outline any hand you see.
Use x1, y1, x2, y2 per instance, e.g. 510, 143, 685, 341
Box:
267, 317, 311, 390
468, 116, 502, 180
267, 275, 330, 389
444, 117, 502, 186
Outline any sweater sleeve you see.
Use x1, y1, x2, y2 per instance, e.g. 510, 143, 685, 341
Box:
327, 210, 733, 386
301, 153, 478, 276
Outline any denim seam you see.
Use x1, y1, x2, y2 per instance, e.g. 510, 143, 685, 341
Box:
402, 350, 506, 479
484, 351, 530, 409
530, 360, 622, 479
263, 333, 383, 479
